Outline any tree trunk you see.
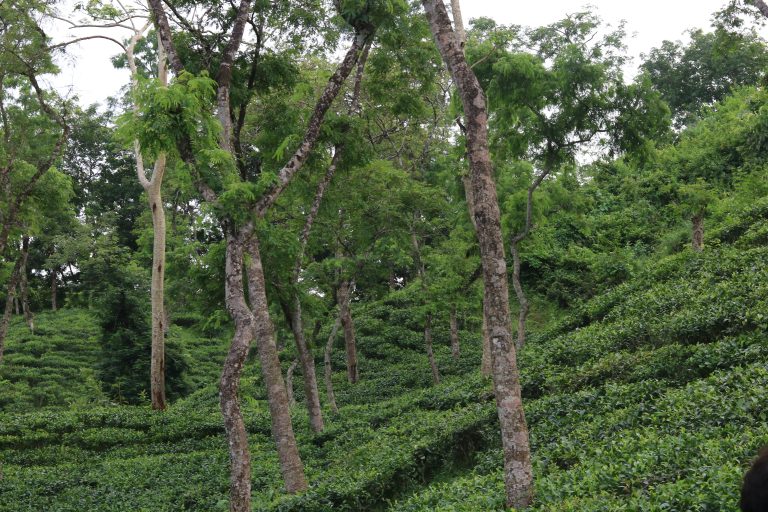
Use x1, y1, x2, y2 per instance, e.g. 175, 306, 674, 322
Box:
324, 314, 341, 414
510, 239, 529, 350
289, 298, 324, 432
450, 305, 460, 359
480, 309, 492, 377
147, 171, 167, 410
220, 229, 258, 512
411, 227, 441, 383
422, 1, 533, 507
449, 0, 466, 46
425, 313, 440, 384
692, 213, 704, 252
19, 236, 33, 332
243, 232, 308, 494
0, 256, 22, 363
286, 359, 298, 409
338, 280, 358, 384
50, 268, 57, 311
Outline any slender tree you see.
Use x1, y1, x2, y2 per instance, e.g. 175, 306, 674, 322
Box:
421, 0, 534, 506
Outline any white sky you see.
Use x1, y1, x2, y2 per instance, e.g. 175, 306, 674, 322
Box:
47, 0, 730, 107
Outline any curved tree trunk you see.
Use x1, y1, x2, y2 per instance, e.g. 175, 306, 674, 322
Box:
692, 213, 704, 252
324, 314, 341, 414
244, 233, 308, 494
422, 0, 533, 507
338, 279, 358, 384
450, 304, 460, 359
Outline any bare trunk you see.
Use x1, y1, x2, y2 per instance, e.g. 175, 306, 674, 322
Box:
148, 171, 167, 410
286, 359, 298, 409
411, 228, 442, 383
244, 233, 307, 494
290, 298, 324, 433
0, 256, 22, 363
50, 268, 57, 311
480, 309, 492, 377
324, 314, 341, 414
692, 213, 704, 252
510, 240, 528, 350
422, 1, 533, 507
220, 230, 257, 512
450, 305, 460, 359
338, 280, 358, 384
425, 313, 440, 384
449, 0, 466, 46
13, 296, 19, 316
19, 236, 33, 332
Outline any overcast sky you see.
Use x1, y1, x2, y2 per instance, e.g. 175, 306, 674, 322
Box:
47, 0, 729, 107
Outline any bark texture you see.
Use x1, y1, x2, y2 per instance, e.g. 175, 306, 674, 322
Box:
450, 305, 460, 359
751, 0, 768, 18
480, 308, 492, 377
692, 213, 704, 252
422, 0, 534, 507
338, 280, 358, 384
324, 314, 341, 414
243, 233, 308, 493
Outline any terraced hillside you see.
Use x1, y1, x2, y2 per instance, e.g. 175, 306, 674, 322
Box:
1, 200, 768, 511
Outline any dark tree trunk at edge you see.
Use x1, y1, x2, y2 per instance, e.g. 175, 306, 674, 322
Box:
0, 255, 22, 363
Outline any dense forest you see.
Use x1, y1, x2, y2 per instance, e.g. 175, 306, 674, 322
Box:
3, 0, 768, 510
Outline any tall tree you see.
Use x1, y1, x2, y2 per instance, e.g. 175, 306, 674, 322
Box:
421, 0, 533, 507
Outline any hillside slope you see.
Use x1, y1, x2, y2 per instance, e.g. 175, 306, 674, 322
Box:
1, 200, 767, 511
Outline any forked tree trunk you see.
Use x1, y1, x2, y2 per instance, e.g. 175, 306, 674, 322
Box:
19, 236, 33, 333
243, 232, 308, 494
324, 314, 341, 414
50, 268, 57, 311
450, 305, 460, 359
425, 313, 440, 384
286, 359, 298, 408
692, 213, 704, 252
510, 240, 529, 350
0, 256, 22, 363
422, 0, 533, 507
338, 280, 358, 384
